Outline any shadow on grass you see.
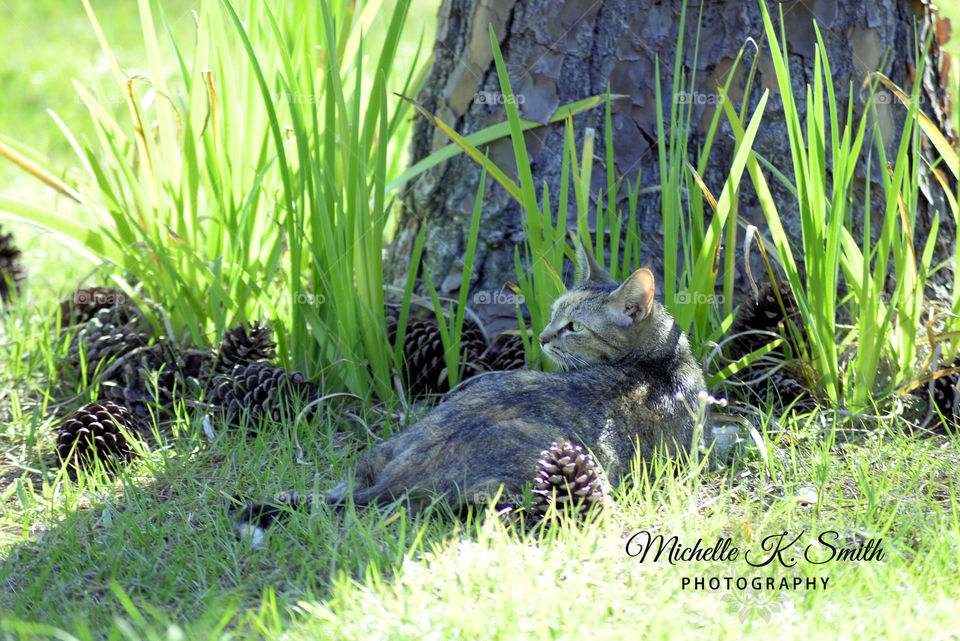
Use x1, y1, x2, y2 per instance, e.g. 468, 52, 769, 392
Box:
0, 404, 471, 640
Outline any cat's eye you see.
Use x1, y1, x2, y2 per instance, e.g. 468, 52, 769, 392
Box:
566, 321, 585, 332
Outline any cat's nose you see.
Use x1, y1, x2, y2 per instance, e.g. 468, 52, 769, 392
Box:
538, 333, 548, 345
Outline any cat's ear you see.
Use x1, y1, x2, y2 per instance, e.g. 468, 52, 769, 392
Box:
608, 268, 655, 325
575, 241, 616, 287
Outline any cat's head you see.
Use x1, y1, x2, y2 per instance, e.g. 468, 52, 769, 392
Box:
538, 244, 671, 368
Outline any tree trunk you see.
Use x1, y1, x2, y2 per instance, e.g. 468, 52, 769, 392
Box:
390, 0, 954, 330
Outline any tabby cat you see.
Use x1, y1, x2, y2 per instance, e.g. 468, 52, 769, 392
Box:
234, 244, 711, 535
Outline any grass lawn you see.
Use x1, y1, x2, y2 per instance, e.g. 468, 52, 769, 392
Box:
2, 383, 958, 638
1, 1, 959, 640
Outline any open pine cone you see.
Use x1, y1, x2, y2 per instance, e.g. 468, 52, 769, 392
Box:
55, 401, 140, 469
913, 363, 960, 433
208, 362, 320, 427
386, 311, 488, 398
0, 225, 25, 303
64, 304, 152, 382
205, 321, 277, 380
726, 279, 814, 412
486, 333, 528, 371
58, 287, 129, 328
530, 442, 604, 519
929, 370, 960, 430
728, 278, 801, 357
101, 342, 208, 419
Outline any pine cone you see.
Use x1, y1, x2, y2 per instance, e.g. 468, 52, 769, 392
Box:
55, 401, 140, 469
530, 442, 604, 519
387, 313, 488, 398
208, 362, 320, 427
931, 371, 960, 429
487, 333, 528, 371
767, 367, 816, 414
58, 287, 129, 328
728, 278, 800, 357
913, 364, 960, 432
102, 342, 208, 419
460, 318, 488, 372
384, 305, 401, 333
64, 305, 152, 382
207, 321, 277, 378
726, 279, 816, 413
0, 226, 25, 302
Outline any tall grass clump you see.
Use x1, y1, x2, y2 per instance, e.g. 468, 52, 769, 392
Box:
720, 0, 959, 410
418, 5, 762, 368
395, 25, 623, 367
0, 0, 428, 399
223, 0, 424, 398
653, 0, 777, 349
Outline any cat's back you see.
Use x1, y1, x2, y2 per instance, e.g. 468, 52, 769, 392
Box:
414, 367, 605, 437
408, 355, 691, 454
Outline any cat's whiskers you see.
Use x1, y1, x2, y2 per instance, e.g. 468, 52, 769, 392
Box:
545, 344, 588, 370
551, 351, 570, 370
568, 353, 589, 367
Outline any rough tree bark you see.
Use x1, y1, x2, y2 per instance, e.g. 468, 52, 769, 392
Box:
390, 0, 954, 330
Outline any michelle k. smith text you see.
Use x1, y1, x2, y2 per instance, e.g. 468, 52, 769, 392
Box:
624, 530, 884, 567
624, 529, 884, 593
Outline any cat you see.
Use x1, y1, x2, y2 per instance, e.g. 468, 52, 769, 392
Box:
233, 243, 711, 538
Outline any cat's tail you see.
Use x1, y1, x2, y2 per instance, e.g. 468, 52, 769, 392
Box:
231, 482, 368, 547
324, 479, 351, 505
230, 492, 313, 547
